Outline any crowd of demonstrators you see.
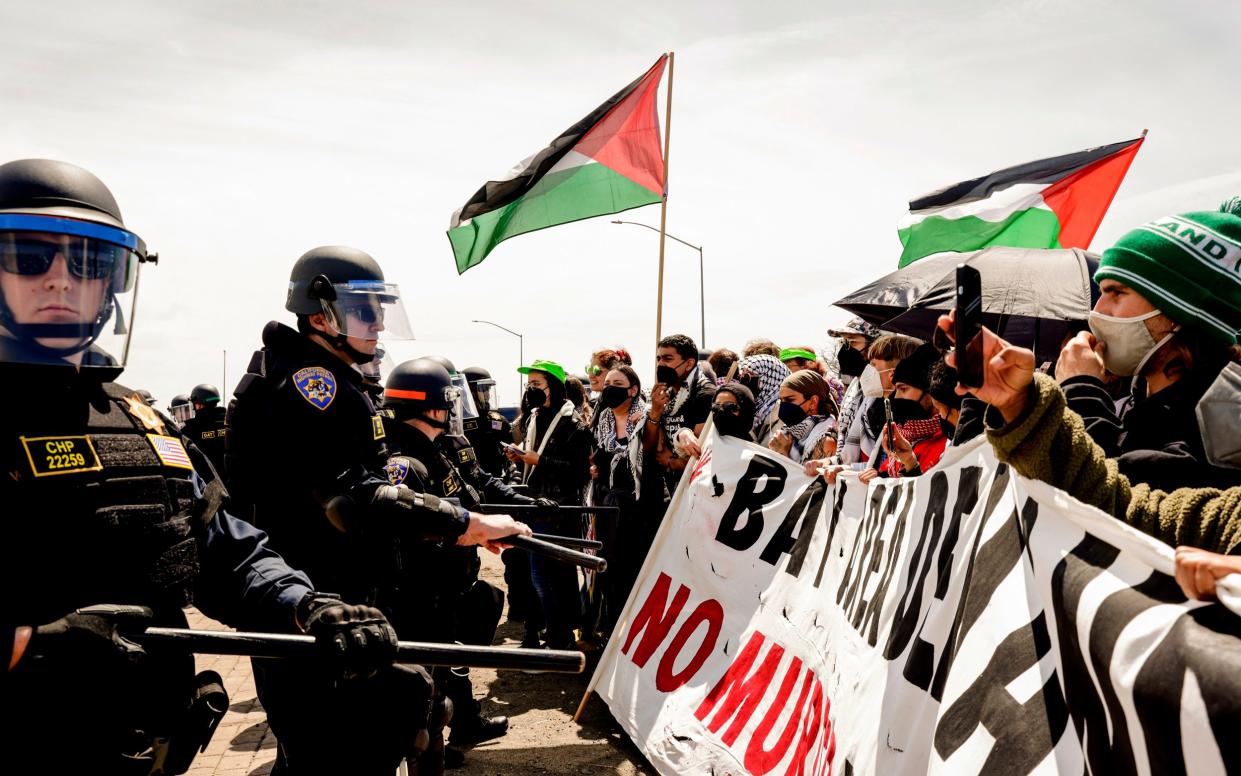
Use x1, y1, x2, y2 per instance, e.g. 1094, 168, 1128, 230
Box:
14, 152, 1240, 775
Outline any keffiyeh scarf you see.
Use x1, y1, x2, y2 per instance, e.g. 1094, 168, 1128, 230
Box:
737, 354, 789, 435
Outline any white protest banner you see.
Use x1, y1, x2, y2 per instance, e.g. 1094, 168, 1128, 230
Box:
585, 430, 1241, 775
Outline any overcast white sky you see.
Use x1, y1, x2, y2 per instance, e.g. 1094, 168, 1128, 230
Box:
3, 0, 1240, 405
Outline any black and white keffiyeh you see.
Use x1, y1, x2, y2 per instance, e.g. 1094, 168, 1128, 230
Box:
737, 354, 790, 434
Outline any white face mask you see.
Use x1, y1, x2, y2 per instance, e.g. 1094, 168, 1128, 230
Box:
1088, 308, 1173, 377
859, 364, 885, 398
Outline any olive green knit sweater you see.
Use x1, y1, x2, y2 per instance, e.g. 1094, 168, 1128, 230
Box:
986, 373, 1241, 553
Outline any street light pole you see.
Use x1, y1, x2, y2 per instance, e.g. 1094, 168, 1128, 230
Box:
612, 220, 705, 347
472, 319, 524, 402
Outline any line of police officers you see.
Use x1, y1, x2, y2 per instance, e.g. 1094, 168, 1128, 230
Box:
0, 158, 538, 775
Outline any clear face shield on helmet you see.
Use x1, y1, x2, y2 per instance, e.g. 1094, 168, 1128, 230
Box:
169, 403, 194, 423
0, 214, 145, 368
451, 373, 479, 421
442, 383, 465, 437
317, 279, 414, 342
359, 342, 397, 382
471, 378, 498, 412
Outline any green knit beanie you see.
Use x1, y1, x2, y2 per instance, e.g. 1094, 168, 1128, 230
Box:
1095, 198, 1241, 344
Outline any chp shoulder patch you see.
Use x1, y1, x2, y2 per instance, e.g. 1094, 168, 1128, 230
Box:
293, 367, 337, 410
384, 458, 410, 485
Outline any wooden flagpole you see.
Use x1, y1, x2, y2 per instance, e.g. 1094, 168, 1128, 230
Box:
654, 51, 675, 344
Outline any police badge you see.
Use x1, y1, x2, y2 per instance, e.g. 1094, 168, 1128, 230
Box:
293, 366, 337, 410
384, 458, 410, 485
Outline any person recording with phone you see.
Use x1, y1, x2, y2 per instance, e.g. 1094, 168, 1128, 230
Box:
856, 343, 948, 482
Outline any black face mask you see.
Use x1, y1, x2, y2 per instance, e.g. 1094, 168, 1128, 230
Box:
524, 386, 547, 408
890, 397, 932, 423
712, 406, 750, 438
865, 397, 887, 436
656, 364, 682, 386
777, 400, 808, 426
837, 346, 866, 378
599, 385, 630, 409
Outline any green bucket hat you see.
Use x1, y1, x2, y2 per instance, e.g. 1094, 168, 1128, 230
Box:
517, 359, 566, 384
1095, 198, 1241, 345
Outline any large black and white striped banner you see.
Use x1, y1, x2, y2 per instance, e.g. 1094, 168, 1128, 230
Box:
587, 430, 1241, 775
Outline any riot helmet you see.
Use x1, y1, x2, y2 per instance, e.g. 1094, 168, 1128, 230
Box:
190, 383, 221, 409
384, 358, 464, 437
0, 159, 154, 368
463, 366, 498, 413
169, 393, 193, 423
286, 245, 413, 364
419, 354, 478, 430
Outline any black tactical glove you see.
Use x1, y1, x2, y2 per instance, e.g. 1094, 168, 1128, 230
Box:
373, 484, 469, 539
299, 596, 398, 680
28, 604, 152, 666
533, 497, 559, 511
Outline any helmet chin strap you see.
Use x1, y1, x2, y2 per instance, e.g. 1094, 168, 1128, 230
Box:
417, 411, 451, 432
0, 293, 113, 360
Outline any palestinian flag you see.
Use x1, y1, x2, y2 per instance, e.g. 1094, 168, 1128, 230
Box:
897, 136, 1145, 267
448, 55, 668, 274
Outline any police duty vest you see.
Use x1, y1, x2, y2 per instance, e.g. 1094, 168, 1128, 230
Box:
3, 381, 218, 625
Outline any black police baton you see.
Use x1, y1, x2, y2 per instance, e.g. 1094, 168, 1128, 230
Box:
531, 533, 603, 551
135, 628, 585, 673
479, 504, 621, 516
501, 534, 608, 573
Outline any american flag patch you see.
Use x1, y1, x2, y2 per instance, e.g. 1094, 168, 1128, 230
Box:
147, 434, 194, 470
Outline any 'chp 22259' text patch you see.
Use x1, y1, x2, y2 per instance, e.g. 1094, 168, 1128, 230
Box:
20, 436, 103, 477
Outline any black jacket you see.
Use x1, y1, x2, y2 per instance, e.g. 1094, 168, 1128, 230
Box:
1062, 361, 1241, 492
519, 402, 592, 507
181, 404, 227, 477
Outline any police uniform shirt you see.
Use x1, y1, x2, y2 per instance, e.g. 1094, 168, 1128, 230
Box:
181, 404, 228, 476
226, 321, 393, 601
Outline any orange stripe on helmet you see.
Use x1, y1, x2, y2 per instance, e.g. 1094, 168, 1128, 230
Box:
384, 388, 427, 400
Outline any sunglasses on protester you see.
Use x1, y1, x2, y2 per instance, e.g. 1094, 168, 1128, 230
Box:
0, 235, 128, 280
713, 402, 741, 415
585, 364, 603, 376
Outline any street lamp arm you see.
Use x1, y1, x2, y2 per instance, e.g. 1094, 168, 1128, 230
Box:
471, 319, 522, 340
610, 220, 701, 252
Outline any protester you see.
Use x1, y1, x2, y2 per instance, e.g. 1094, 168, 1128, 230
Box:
927, 358, 979, 446
642, 334, 715, 500
708, 348, 739, 383
697, 348, 719, 384
839, 333, 921, 466
505, 360, 592, 650
1054, 201, 1241, 491
862, 342, 947, 480
735, 353, 789, 444
742, 338, 781, 358
768, 369, 837, 463
586, 348, 622, 397
780, 346, 825, 376
828, 318, 883, 461
935, 313, 1241, 601
678, 382, 759, 457
589, 365, 647, 636
567, 374, 592, 425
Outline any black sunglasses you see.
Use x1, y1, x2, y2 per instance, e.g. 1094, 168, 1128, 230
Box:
714, 402, 741, 415
343, 301, 385, 324
0, 236, 127, 280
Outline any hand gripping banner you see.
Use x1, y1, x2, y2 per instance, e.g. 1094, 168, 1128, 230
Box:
584, 430, 1241, 775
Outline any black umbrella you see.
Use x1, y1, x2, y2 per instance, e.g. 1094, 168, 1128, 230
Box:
833, 246, 1099, 364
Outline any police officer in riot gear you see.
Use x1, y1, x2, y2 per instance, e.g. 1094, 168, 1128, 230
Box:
463, 365, 513, 479
381, 358, 521, 765
180, 383, 226, 475
0, 158, 400, 775
168, 393, 193, 426
225, 246, 530, 774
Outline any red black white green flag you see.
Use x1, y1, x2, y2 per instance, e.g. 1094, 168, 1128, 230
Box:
448, 55, 668, 274
897, 135, 1145, 267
